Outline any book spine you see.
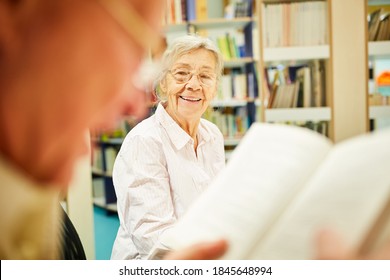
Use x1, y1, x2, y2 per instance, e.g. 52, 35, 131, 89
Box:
186, 0, 196, 21
196, 0, 208, 20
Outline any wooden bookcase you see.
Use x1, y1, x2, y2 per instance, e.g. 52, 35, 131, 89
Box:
163, 0, 258, 153
164, 0, 373, 144
91, 138, 121, 213
253, 0, 330, 141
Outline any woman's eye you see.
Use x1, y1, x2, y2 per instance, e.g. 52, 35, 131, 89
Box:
201, 74, 212, 80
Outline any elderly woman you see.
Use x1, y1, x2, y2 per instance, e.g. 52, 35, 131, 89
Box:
111, 35, 226, 259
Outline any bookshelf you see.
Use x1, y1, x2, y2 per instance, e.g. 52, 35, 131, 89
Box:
89, 0, 377, 183
367, 0, 390, 131
89, 117, 138, 213
265, 107, 331, 122
189, 17, 253, 29
263, 45, 330, 62
256, 0, 380, 143
329, 0, 369, 142
91, 138, 120, 213
163, 0, 376, 143
369, 41, 390, 57
163, 0, 258, 148
255, 0, 332, 139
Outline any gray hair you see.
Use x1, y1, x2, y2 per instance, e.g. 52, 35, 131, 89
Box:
154, 35, 224, 101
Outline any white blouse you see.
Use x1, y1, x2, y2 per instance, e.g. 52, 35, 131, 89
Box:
111, 103, 225, 259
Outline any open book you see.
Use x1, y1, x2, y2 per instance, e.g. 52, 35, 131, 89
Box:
150, 123, 390, 260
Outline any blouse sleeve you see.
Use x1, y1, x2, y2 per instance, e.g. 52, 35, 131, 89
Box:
113, 134, 176, 259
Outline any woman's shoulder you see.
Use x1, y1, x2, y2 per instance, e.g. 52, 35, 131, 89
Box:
118, 117, 164, 156
123, 115, 162, 142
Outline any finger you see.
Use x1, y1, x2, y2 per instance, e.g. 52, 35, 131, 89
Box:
315, 229, 347, 260
164, 239, 228, 260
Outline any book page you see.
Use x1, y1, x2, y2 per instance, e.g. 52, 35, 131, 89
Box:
251, 128, 390, 259
160, 123, 332, 259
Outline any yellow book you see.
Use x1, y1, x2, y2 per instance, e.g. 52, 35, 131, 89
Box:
196, 0, 208, 20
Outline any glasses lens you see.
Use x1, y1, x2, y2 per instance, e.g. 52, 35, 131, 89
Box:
170, 69, 216, 86
199, 73, 216, 86
171, 69, 191, 83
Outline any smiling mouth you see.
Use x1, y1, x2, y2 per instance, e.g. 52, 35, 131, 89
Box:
179, 96, 202, 102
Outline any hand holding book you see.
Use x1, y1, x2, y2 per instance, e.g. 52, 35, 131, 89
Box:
150, 123, 390, 260
163, 232, 390, 260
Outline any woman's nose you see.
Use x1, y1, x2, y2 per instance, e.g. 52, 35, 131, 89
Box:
185, 74, 201, 90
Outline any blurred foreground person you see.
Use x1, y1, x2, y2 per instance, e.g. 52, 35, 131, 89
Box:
0, 0, 165, 259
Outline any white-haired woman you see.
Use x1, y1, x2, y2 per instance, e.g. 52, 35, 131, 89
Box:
111, 35, 225, 259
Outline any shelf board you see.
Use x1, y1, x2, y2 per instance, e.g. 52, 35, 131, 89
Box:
224, 57, 255, 67
369, 106, 390, 119
224, 137, 243, 146
368, 0, 390, 5
91, 167, 112, 177
265, 107, 331, 122
368, 41, 390, 58
263, 45, 330, 62
211, 99, 248, 107
188, 17, 253, 29
93, 197, 117, 212
92, 137, 123, 145
164, 22, 187, 33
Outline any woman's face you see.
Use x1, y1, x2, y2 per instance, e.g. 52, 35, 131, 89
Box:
162, 48, 218, 125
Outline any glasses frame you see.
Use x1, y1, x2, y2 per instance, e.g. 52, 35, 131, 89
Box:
168, 69, 217, 87
97, 0, 161, 52
98, 0, 167, 92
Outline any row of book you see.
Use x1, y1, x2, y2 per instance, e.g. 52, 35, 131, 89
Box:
218, 72, 248, 101
262, 1, 328, 47
204, 107, 250, 139
163, 0, 253, 25
92, 145, 118, 174
369, 93, 390, 106
164, 0, 203, 24
192, 21, 254, 60
272, 120, 329, 138
90, 117, 137, 142
215, 31, 247, 60
225, 0, 253, 19
368, 8, 390, 41
217, 66, 259, 101
265, 60, 326, 109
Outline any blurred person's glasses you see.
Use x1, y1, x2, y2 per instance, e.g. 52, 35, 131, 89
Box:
169, 69, 217, 87
98, 0, 165, 91
98, 0, 162, 53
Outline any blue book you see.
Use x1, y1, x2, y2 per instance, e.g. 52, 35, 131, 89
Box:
186, 0, 196, 21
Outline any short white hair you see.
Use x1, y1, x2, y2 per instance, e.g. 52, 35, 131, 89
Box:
154, 34, 224, 101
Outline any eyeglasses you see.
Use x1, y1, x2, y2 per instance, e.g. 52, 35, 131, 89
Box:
169, 69, 217, 87
97, 0, 162, 53
98, 0, 166, 91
